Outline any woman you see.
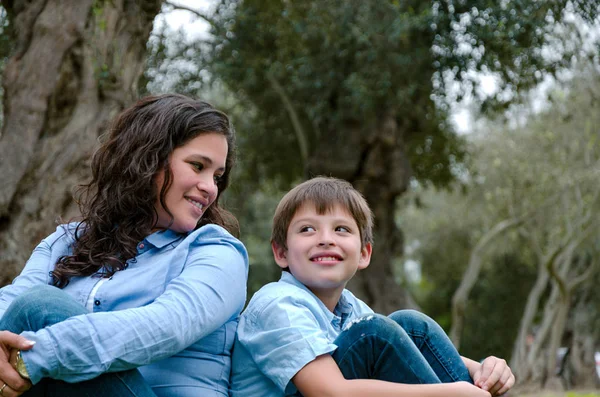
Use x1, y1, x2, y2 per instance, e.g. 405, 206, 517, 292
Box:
0, 94, 248, 397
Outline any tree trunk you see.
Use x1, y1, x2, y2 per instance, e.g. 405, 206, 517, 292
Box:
450, 217, 523, 349
307, 113, 418, 314
0, 0, 163, 286
510, 260, 550, 379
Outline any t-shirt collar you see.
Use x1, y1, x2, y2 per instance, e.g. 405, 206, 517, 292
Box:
280, 271, 354, 320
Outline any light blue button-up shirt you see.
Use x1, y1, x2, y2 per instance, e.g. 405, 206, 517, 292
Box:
0, 223, 249, 397
230, 272, 373, 396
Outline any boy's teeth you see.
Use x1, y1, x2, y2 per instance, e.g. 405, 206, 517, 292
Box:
186, 198, 204, 210
315, 256, 338, 261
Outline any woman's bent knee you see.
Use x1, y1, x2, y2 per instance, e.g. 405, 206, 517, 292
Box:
10, 285, 69, 311
2, 285, 86, 332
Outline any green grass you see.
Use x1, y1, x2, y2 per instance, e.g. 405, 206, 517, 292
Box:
565, 394, 600, 397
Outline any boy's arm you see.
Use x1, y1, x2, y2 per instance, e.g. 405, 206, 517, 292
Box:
293, 354, 492, 397
461, 356, 515, 396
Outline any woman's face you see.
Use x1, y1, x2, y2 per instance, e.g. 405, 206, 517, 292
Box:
153, 132, 229, 233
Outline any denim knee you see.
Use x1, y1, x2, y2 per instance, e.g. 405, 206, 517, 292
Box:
342, 314, 404, 340
1, 285, 85, 333
9, 285, 67, 312
388, 310, 446, 339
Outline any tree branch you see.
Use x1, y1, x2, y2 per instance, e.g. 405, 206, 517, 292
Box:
266, 72, 309, 166
163, 1, 216, 28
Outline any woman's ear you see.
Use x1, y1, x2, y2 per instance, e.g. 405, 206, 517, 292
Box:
271, 241, 289, 269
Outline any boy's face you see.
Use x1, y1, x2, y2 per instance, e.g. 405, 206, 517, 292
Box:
272, 203, 372, 298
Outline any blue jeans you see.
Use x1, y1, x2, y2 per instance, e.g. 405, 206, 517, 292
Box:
0, 285, 157, 397
332, 310, 473, 384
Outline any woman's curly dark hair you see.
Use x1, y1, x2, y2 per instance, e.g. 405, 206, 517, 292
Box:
51, 94, 238, 288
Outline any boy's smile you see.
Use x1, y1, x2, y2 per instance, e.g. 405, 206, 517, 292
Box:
272, 203, 372, 310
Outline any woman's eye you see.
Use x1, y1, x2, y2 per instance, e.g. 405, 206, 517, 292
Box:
214, 174, 224, 184
191, 162, 204, 171
300, 226, 315, 233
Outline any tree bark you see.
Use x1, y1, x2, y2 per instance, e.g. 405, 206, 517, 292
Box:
307, 113, 418, 314
0, 0, 163, 286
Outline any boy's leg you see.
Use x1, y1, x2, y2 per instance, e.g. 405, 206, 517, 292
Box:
331, 314, 441, 384
0, 285, 156, 397
388, 309, 473, 383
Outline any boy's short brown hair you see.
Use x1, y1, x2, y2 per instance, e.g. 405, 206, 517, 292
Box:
271, 177, 374, 249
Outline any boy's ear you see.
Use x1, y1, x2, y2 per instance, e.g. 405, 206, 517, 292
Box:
358, 242, 372, 270
271, 241, 289, 269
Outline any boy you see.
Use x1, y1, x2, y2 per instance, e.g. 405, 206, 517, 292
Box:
230, 177, 514, 397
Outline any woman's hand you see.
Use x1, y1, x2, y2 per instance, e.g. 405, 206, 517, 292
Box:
471, 356, 515, 396
0, 331, 34, 397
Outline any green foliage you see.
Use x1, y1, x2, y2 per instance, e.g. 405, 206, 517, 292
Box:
223, 181, 287, 297
460, 253, 537, 360
400, 66, 600, 359
207, 0, 466, 187
203, 0, 597, 190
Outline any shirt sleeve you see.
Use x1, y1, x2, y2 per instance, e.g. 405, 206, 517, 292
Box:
0, 226, 70, 318
237, 293, 337, 394
21, 229, 249, 384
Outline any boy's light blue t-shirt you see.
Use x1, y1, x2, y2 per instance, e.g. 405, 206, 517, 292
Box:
230, 272, 373, 396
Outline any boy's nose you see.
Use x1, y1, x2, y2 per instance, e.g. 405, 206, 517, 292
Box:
318, 232, 336, 246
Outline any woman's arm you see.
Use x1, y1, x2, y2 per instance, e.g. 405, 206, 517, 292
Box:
294, 354, 491, 397
19, 228, 248, 384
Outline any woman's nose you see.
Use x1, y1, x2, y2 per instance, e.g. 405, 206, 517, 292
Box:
197, 175, 218, 198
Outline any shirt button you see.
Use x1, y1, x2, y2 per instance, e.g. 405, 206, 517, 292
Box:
138, 243, 145, 249
94, 300, 101, 306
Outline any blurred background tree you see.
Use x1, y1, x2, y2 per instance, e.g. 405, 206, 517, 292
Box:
0, 0, 162, 285
199, 0, 598, 314
400, 64, 600, 388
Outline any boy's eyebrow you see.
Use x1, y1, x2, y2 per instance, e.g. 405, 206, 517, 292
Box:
290, 216, 355, 225
289, 217, 317, 225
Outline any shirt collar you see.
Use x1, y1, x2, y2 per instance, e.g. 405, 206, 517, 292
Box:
279, 272, 354, 321
144, 229, 185, 249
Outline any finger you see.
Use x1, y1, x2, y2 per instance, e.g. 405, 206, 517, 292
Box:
482, 358, 506, 391
0, 362, 30, 393
487, 366, 509, 396
0, 382, 19, 397
0, 332, 35, 351
472, 367, 482, 385
475, 358, 495, 388
494, 372, 515, 396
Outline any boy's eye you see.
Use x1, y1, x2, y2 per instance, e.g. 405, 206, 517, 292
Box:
299, 226, 315, 233
336, 226, 351, 233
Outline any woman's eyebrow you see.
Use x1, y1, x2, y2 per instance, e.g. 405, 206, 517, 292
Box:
187, 154, 226, 171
